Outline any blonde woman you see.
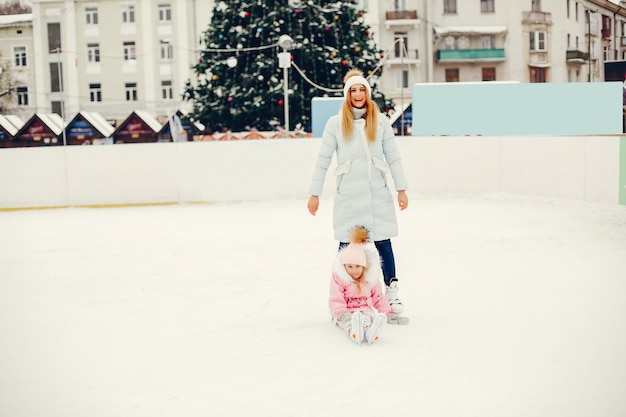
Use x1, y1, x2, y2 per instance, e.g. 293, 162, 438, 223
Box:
308, 69, 409, 313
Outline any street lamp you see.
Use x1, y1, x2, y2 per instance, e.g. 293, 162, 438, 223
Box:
278, 34, 293, 138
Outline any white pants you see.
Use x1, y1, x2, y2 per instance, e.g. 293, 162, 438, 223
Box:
336, 309, 377, 331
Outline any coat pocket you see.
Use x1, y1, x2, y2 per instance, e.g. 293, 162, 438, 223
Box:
334, 159, 351, 191
372, 156, 389, 187
372, 156, 389, 173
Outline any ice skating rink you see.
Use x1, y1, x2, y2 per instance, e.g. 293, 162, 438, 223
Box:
1, 194, 625, 417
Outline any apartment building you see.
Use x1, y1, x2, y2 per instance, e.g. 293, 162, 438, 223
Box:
2, 0, 626, 126
28, 0, 211, 123
364, 0, 626, 93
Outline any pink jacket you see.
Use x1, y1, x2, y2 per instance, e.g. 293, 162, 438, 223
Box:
328, 242, 393, 321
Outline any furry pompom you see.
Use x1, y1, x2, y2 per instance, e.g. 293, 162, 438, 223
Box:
349, 226, 369, 244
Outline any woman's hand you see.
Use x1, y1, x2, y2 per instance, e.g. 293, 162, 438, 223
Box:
307, 195, 319, 216
397, 190, 408, 210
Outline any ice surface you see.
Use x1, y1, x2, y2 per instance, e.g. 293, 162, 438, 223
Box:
1, 194, 625, 417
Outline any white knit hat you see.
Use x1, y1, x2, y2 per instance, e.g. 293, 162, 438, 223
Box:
340, 226, 370, 266
343, 76, 372, 98
340, 243, 367, 266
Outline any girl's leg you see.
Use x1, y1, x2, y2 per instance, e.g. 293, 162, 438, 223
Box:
374, 239, 396, 286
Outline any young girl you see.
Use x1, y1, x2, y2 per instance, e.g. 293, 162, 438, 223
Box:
329, 226, 409, 344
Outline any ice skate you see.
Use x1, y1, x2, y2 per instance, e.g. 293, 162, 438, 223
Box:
365, 312, 386, 344
347, 311, 364, 344
386, 279, 404, 314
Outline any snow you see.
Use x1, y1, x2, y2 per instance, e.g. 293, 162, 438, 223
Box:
1, 194, 626, 417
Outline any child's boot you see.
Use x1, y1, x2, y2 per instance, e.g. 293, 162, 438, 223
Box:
347, 311, 364, 344
386, 279, 404, 314
365, 313, 387, 344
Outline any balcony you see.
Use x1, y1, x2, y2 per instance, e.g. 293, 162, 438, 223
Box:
566, 49, 589, 63
522, 11, 552, 25
385, 49, 420, 66
385, 10, 420, 29
436, 48, 505, 62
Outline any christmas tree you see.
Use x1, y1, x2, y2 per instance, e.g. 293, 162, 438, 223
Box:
185, 0, 392, 133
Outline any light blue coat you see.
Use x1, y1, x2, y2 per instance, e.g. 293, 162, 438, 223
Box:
309, 112, 409, 242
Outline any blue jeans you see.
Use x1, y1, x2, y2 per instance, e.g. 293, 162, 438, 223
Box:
338, 239, 396, 286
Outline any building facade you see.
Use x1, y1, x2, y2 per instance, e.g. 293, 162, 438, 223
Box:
363, 0, 626, 96
0, 13, 36, 118
28, 0, 211, 124
1, 0, 626, 127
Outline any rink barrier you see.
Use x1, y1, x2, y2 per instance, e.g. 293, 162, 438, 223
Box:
0, 135, 623, 210
621, 136, 626, 206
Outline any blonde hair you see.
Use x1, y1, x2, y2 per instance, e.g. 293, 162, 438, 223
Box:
341, 69, 380, 142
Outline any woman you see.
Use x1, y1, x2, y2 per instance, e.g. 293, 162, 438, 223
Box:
307, 69, 409, 313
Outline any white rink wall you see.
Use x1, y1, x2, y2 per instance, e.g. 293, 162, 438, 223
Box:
0, 135, 622, 209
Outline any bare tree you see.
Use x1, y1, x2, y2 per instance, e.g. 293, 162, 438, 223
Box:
0, 55, 15, 113
0, 0, 32, 15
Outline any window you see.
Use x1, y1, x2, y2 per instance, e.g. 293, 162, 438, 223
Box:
122, 4, 135, 23
394, 0, 406, 10
47, 22, 61, 53
89, 83, 102, 102
395, 70, 409, 89
567, 0, 570, 18
162, 80, 173, 99
160, 41, 173, 60
444, 0, 456, 14
16, 86, 28, 106
531, 0, 541, 12
394, 32, 408, 58
482, 67, 496, 81
13, 46, 27, 67
87, 43, 100, 63
51, 101, 63, 117
50, 62, 62, 92
530, 67, 547, 83
123, 42, 136, 61
481, 0, 494, 13
530, 31, 547, 51
481, 35, 495, 49
444, 36, 457, 50
158, 4, 172, 22
125, 82, 137, 101
445, 68, 459, 82
85, 6, 98, 25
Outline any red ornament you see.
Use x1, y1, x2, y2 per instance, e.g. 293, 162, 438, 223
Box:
245, 11, 250, 17
366, 30, 370, 35
341, 60, 348, 66
278, 99, 284, 105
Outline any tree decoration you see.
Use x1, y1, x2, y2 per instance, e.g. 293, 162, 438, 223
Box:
185, 0, 392, 132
